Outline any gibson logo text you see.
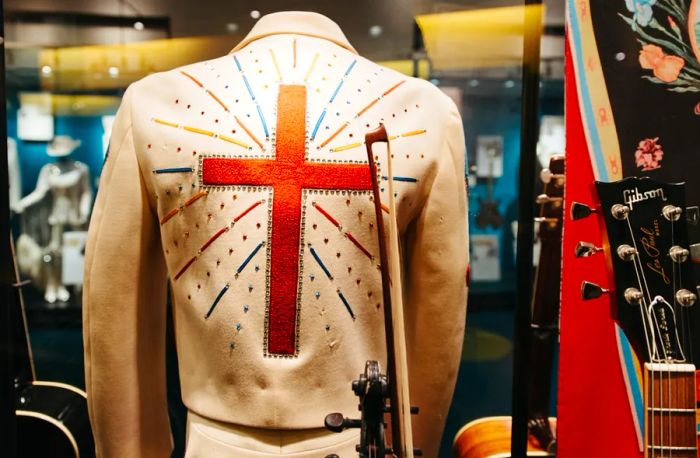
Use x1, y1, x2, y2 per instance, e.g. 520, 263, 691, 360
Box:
622, 187, 666, 210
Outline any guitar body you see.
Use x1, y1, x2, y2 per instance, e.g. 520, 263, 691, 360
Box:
453, 416, 556, 458
7, 235, 96, 457
16, 381, 95, 458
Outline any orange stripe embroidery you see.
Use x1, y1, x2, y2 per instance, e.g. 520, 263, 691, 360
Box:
233, 200, 264, 223
180, 70, 203, 87
184, 190, 208, 207
312, 202, 341, 229
319, 80, 406, 148
160, 208, 180, 225
180, 70, 230, 112
235, 116, 264, 150
160, 190, 208, 226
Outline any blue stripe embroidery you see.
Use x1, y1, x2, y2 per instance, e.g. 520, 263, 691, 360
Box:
311, 110, 327, 141
236, 242, 264, 277
337, 289, 356, 320
381, 176, 418, 183
309, 245, 333, 280
233, 54, 269, 139
205, 283, 230, 319
153, 167, 193, 174
311, 59, 357, 142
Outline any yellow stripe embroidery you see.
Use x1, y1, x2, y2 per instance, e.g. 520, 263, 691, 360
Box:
152, 119, 250, 150
304, 52, 320, 82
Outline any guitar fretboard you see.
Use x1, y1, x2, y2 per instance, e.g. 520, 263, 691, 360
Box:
644, 363, 697, 457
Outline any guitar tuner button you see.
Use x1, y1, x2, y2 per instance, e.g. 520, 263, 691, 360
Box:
575, 241, 602, 258
540, 168, 553, 184
535, 217, 558, 229
611, 204, 630, 220
624, 288, 643, 305
617, 244, 637, 261
669, 246, 690, 263
662, 205, 682, 222
571, 202, 595, 220
536, 194, 563, 204
581, 281, 609, 300
676, 289, 697, 307
540, 168, 565, 186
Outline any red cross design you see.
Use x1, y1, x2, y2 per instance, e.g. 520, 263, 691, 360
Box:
201, 85, 372, 356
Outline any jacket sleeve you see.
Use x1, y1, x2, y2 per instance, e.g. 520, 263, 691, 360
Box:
83, 85, 172, 457
404, 103, 469, 457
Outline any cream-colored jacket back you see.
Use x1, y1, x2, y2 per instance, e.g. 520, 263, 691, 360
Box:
83, 11, 468, 457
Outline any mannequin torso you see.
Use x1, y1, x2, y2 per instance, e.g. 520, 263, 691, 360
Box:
84, 11, 468, 457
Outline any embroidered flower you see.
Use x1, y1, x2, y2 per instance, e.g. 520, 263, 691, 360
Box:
667, 15, 677, 29
639, 44, 685, 82
667, 15, 679, 33
634, 137, 664, 171
625, 0, 657, 27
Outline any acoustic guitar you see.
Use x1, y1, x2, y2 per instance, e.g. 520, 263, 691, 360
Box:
9, 234, 95, 457
453, 155, 564, 458
572, 176, 698, 457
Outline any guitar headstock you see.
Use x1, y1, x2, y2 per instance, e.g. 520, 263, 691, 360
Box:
536, 155, 565, 240
579, 177, 697, 364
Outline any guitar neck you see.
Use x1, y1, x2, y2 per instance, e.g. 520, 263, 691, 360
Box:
9, 235, 35, 386
527, 235, 561, 420
531, 236, 562, 328
644, 363, 697, 457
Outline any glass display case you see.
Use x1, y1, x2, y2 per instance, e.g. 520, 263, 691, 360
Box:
1, 1, 565, 456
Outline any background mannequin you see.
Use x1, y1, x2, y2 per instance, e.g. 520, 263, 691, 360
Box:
16, 135, 92, 304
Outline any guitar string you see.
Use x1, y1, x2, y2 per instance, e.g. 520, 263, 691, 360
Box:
677, 210, 694, 454
650, 306, 672, 457
624, 215, 659, 456
625, 212, 669, 456
669, 218, 677, 458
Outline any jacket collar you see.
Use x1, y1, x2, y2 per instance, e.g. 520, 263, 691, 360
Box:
232, 11, 357, 54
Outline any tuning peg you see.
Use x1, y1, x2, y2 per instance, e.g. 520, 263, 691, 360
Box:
536, 194, 564, 206
663, 205, 682, 222
324, 413, 361, 432
540, 168, 565, 186
535, 216, 559, 229
687, 206, 699, 226
575, 241, 602, 258
581, 281, 609, 300
616, 244, 637, 261
676, 289, 697, 307
611, 204, 630, 220
669, 246, 690, 263
571, 202, 596, 220
624, 288, 643, 305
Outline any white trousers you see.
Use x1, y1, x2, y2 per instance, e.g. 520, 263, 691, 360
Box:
185, 411, 360, 457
